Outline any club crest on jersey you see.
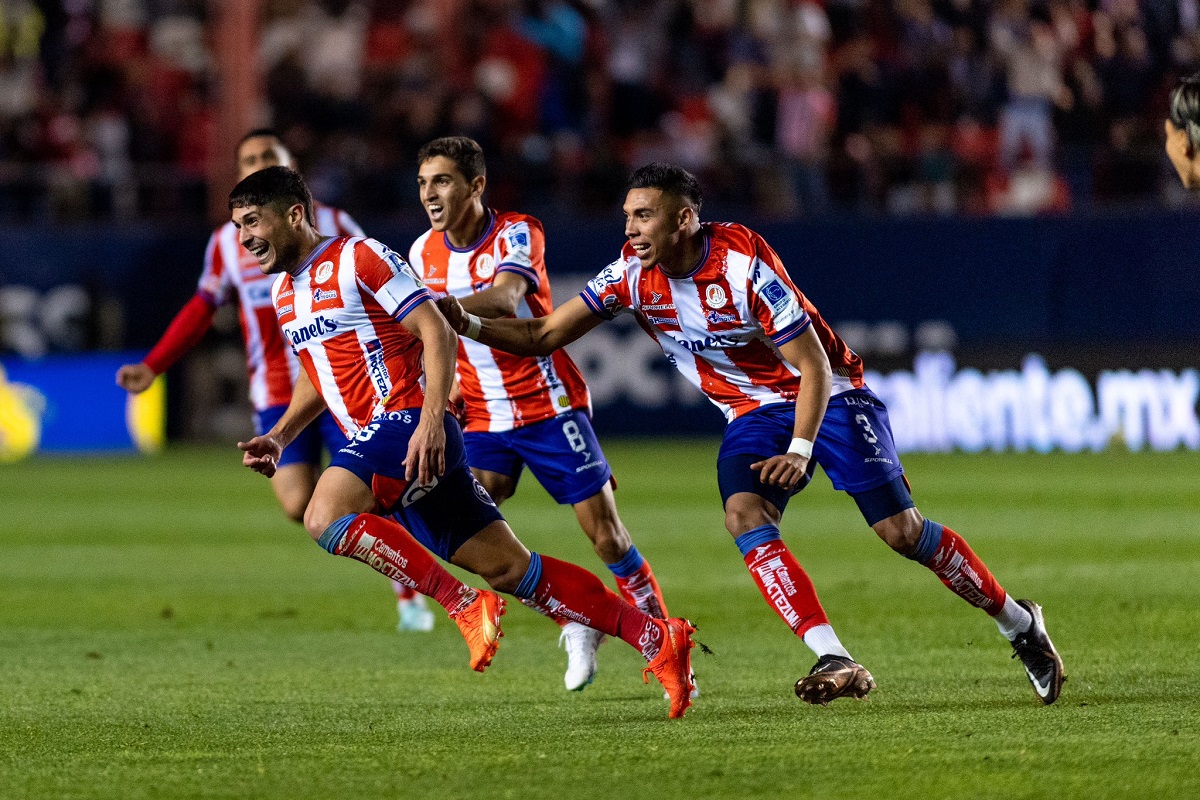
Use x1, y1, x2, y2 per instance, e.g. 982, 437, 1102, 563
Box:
475, 254, 495, 279
705, 284, 728, 308
314, 260, 335, 283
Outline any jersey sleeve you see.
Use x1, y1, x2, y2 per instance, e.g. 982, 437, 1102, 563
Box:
334, 208, 366, 237
355, 238, 433, 321
196, 230, 231, 305
495, 219, 541, 293
579, 258, 634, 320
747, 238, 811, 346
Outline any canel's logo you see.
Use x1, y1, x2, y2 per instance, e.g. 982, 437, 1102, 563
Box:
287, 316, 339, 345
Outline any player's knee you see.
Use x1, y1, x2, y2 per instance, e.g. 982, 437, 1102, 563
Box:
476, 559, 527, 594
724, 503, 779, 537
584, 518, 630, 562
872, 510, 924, 555
303, 503, 341, 541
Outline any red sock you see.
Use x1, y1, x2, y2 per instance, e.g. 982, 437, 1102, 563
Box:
392, 581, 418, 601
330, 514, 473, 614
925, 525, 1008, 615
743, 538, 829, 638
613, 559, 669, 619
524, 554, 663, 661
519, 596, 568, 628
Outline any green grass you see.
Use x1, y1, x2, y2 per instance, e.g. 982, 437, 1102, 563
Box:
2, 442, 1199, 799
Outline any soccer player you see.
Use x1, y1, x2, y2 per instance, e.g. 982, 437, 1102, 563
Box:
439, 162, 1066, 706
408, 136, 672, 691
229, 166, 697, 718
1166, 74, 1200, 189
115, 129, 432, 632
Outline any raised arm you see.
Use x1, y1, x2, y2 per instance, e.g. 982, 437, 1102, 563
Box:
439, 294, 604, 356
751, 325, 832, 489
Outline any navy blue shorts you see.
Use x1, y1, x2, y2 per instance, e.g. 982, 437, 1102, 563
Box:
717, 389, 907, 513
329, 409, 504, 561
463, 410, 613, 505
255, 406, 348, 469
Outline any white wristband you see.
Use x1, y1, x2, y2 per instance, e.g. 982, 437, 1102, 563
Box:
463, 314, 483, 339
787, 437, 814, 458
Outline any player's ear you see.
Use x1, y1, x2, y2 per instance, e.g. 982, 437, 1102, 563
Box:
677, 203, 695, 229
288, 202, 306, 228
470, 174, 486, 199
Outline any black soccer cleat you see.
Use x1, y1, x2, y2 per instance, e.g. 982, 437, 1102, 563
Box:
794, 655, 876, 706
1010, 599, 1064, 705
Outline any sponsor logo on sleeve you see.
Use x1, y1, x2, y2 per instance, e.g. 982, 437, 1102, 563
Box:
363, 339, 391, 398
763, 279, 790, 312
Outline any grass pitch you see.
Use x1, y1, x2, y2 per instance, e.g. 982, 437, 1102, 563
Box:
2, 442, 1198, 799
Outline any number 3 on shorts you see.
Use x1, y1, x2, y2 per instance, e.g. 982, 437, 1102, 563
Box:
855, 413, 879, 444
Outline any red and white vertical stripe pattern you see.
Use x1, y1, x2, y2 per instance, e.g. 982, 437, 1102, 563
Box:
197, 202, 364, 411
409, 209, 590, 432
581, 222, 863, 422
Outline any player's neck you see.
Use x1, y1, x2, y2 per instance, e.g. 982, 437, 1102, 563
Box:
288, 229, 332, 276
657, 228, 706, 278
445, 204, 489, 249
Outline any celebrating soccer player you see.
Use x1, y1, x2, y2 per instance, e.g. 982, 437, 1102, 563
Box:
407, 136, 675, 692
439, 162, 1066, 706
115, 130, 433, 632
229, 166, 697, 718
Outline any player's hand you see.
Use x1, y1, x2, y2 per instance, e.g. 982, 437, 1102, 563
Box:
750, 453, 809, 490
436, 296, 468, 334
238, 435, 284, 478
116, 363, 156, 394
405, 416, 446, 487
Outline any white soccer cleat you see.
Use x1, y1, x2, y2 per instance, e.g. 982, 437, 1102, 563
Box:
559, 621, 606, 691
396, 596, 435, 633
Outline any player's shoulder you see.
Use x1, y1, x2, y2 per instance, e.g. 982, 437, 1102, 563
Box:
493, 210, 543, 251
706, 221, 764, 254
493, 209, 544, 231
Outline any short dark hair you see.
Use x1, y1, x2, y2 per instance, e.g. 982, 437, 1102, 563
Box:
238, 128, 283, 148
228, 166, 314, 225
627, 163, 703, 212
417, 136, 487, 182
1170, 73, 1200, 152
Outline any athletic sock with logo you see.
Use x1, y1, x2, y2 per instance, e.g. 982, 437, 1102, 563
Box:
514, 553, 662, 661
907, 519, 1015, 620
319, 514, 476, 614
736, 525, 833, 646
607, 545, 669, 619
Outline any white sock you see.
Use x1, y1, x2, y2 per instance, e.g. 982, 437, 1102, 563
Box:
994, 595, 1033, 641
802, 623, 852, 659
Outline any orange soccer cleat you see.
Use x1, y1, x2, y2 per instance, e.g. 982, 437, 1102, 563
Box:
642, 618, 697, 719
449, 589, 507, 672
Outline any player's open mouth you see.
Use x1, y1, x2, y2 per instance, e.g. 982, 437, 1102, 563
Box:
631, 242, 650, 256
247, 241, 271, 262
427, 203, 444, 222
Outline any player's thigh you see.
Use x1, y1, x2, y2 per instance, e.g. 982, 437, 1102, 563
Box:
514, 411, 613, 506
270, 463, 320, 522
304, 466, 378, 539
464, 431, 524, 502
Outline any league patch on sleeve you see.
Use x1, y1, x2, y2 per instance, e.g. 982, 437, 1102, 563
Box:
763, 278, 792, 309
512, 231, 528, 248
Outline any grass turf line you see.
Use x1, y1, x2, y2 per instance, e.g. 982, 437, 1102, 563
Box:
1, 442, 1198, 799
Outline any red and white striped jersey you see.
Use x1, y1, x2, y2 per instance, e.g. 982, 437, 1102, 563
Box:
409, 209, 590, 432
197, 203, 363, 411
580, 222, 863, 422
272, 236, 433, 437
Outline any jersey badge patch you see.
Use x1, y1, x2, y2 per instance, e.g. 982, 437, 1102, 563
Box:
475, 254, 495, 279
314, 261, 335, 283
763, 279, 790, 312
705, 284, 728, 309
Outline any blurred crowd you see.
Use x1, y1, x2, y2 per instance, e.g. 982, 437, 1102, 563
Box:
1, 0, 1198, 222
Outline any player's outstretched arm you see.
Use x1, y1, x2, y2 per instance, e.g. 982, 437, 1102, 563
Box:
752, 326, 833, 489
115, 294, 217, 394
238, 371, 326, 478
439, 295, 603, 357
456, 271, 528, 319
400, 300, 456, 486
